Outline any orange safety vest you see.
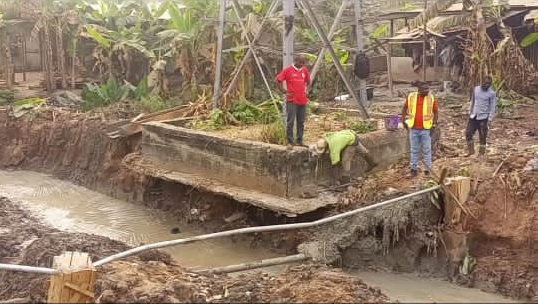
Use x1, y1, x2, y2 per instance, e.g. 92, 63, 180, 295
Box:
406, 92, 435, 129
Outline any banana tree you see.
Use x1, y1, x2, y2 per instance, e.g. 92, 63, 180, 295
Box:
81, 0, 156, 82
83, 23, 154, 81
157, 0, 219, 99
0, 13, 12, 89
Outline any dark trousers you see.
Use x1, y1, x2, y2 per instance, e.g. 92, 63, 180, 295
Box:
465, 118, 488, 145
286, 102, 306, 144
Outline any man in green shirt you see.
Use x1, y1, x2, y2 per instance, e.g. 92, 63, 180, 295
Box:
309, 129, 377, 184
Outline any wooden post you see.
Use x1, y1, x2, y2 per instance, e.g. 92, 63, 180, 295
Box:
47, 252, 96, 303
444, 176, 471, 225
422, 0, 428, 82
387, 19, 394, 97
211, 0, 227, 109
354, 0, 367, 107
22, 37, 28, 82
5, 35, 13, 89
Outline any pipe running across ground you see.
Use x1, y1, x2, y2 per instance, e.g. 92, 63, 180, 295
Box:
0, 185, 441, 274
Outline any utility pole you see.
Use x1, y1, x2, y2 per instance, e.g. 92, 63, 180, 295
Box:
212, 0, 227, 109
283, 0, 295, 68
353, 0, 367, 107
282, 0, 295, 127
422, 0, 428, 82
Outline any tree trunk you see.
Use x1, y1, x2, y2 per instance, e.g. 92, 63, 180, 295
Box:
71, 37, 77, 89
39, 30, 48, 91
5, 33, 14, 89
463, 4, 492, 89
44, 23, 56, 92
56, 22, 67, 89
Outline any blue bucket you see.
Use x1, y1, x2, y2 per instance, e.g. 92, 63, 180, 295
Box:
384, 115, 399, 131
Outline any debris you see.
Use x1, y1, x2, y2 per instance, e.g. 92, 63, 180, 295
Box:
224, 212, 245, 223
48, 90, 84, 107
523, 157, 538, 171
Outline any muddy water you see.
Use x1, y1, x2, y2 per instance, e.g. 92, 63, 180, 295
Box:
0, 170, 278, 269
355, 271, 524, 303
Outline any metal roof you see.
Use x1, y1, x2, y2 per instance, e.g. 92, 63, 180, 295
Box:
378, 0, 538, 20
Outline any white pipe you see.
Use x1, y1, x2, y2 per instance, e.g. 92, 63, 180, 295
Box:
93, 186, 440, 267
195, 254, 308, 274
0, 263, 58, 275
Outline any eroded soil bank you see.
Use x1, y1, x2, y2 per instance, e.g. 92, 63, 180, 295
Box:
0, 107, 305, 253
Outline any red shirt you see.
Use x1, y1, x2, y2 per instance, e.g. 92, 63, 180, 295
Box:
404, 95, 438, 129
276, 65, 310, 105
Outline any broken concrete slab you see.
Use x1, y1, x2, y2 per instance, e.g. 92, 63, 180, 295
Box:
140, 122, 409, 200
123, 153, 339, 217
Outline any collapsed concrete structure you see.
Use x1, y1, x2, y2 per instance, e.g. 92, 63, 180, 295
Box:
125, 119, 409, 217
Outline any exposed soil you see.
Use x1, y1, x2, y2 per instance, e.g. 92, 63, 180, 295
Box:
334, 94, 537, 300
0, 197, 390, 303
0, 87, 535, 302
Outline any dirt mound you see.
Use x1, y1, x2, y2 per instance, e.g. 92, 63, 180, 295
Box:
95, 261, 222, 303
222, 265, 390, 303
0, 197, 173, 302
96, 263, 390, 303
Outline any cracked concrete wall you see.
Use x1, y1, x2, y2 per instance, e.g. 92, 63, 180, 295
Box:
141, 122, 408, 198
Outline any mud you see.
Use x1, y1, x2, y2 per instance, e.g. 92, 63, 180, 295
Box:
0, 197, 389, 303
462, 164, 536, 299
328, 96, 538, 301
298, 195, 441, 270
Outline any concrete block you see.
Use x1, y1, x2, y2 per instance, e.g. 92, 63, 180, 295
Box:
140, 122, 409, 200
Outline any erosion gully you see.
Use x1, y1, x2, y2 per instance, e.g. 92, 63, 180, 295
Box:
0, 169, 521, 303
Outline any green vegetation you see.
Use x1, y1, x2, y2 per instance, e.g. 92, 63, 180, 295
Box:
1, 0, 405, 113
0, 90, 15, 105
189, 99, 282, 131
260, 121, 286, 145
349, 120, 376, 134
81, 77, 132, 110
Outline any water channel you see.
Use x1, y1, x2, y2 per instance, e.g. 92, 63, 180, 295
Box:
0, 170, 523, 303
0, 170, 278, 269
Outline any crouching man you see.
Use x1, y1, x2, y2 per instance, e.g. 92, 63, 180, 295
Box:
309, 129, 377, 184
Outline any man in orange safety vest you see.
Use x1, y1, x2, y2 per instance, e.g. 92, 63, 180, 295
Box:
401, 82, 439, 177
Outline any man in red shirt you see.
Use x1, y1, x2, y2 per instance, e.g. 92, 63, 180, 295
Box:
276, 55, 311, 148
401, 82, 439, 177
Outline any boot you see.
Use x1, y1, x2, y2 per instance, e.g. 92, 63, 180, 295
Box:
478, 145, 486, 155
465, 141, 475, 157
363, 154, 378, 172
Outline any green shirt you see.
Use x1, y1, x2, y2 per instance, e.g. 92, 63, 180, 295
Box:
324, 129, 356, 165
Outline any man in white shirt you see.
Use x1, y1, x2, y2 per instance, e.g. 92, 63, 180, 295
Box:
466, 76, 497, 156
